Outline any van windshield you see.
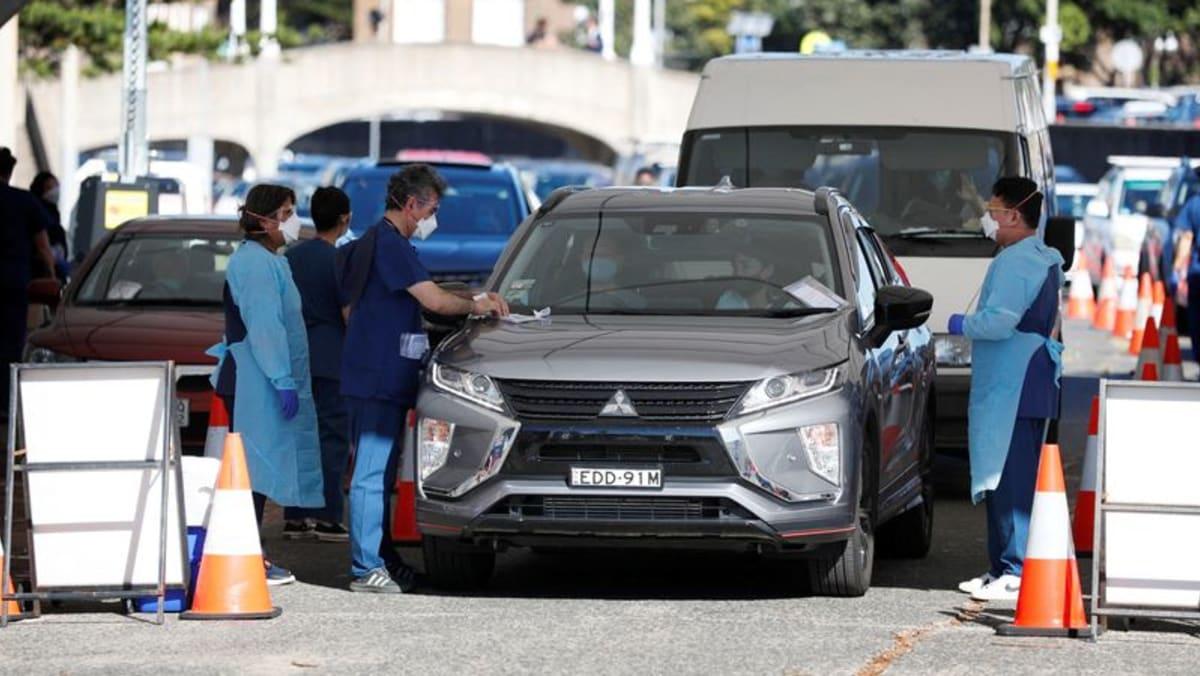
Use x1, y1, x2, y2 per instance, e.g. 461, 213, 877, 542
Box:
681, 127, 1022, 237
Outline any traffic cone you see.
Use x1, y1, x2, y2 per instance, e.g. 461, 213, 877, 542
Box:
1133, 317, 1162, 377
1112, 268, 1138, 339
1092, 260, 1118, 332
204, 392, 231, 460
1066, 266, 1095, 321
1140, 362, 1159, 381
996, 444, 1091, 638
1160, 299, 1178, 343
1072, 397, 1099, 557
1152, 281, 1166, 326
181, 433, 280, 620
1162, 333, 1184, 382
1, 539, 26, 621
1127, 273, 1152, 353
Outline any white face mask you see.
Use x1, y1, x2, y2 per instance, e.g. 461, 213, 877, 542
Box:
980, 212, 1000, 241
279, 213, 302, 244
414, 214, 438, 240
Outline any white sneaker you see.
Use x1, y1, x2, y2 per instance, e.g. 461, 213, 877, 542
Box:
957, 572, 996, 594
970, 574, 1021, 602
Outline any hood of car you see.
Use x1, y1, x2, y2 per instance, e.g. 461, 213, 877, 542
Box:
31, 305, 223, 364
434, 311, 852, 382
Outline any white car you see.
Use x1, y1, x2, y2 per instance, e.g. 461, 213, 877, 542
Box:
1083, 157, 1174, 281
1056, 182, 1098, 277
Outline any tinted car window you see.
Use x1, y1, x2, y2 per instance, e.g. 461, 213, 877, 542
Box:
497, 211, 843, 316
1055, 193, 1091, 219
76, 234, 239, 304
341, 166, 523, 236
1119, 179, 1166, 215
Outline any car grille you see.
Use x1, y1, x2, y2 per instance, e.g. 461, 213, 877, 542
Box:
495, 380, 751, 422
496, 496, 732, 521
536, 444, 702, 464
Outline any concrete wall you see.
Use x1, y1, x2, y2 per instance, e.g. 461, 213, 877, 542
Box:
27, 42, 699, 178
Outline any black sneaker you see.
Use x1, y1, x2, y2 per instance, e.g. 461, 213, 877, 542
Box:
312, 520, 350, 543
283, 519, 315, 540
350, 567, 403, 594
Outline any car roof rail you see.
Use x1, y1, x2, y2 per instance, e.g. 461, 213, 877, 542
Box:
535, 186, 591, 218
813, 186, 840, 216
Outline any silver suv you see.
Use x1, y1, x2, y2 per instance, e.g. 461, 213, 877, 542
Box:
408, 187, 936, 596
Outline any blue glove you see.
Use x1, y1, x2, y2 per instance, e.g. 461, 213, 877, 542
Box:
277, 388, 299, 421
948, 314, 966, 336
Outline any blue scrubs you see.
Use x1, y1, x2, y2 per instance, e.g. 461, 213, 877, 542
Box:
1164, 195, 1200, 369
284, 238, 350, 524
340, 219, 430, 577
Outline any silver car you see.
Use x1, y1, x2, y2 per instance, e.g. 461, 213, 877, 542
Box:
407, 187, 936, 596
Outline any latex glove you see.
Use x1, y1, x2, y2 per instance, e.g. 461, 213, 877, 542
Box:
277, 388, 299, 421
948, 314, 966, 336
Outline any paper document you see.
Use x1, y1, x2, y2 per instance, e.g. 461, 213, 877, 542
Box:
503, 307, 551, 324
784, 277, 844, 310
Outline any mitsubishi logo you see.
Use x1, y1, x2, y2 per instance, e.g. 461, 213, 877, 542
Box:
599, 389, 639, 417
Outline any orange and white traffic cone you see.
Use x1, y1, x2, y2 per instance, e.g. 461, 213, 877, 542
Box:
391, 410, 422, 543
996, 444, 1091, 638
1072, 397, 1100, 558
1152, 280, 1166, 326
1127, 273, 1153, 354
1133, 317, 1162, 377
1160, 298, 1178, 344
1066, 266, 1096, 321
1140, 362, 1159, 381
1093, 260, 1119, 332
1, 539, 27, 621
1162, 333, 1184, 382
1112, 268, 1138, 340
181, 433, 280, 620
204, 392, 231, 460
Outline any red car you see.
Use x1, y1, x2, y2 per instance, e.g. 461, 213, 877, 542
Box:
23, 216, 279, 453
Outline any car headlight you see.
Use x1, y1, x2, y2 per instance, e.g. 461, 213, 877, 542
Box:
418, 418, 455, 481
431, 363, 507, 412
934, 334, 971, 367
732, 366, 843, 416
24, 346, 80, 364
799, 423, 840, 486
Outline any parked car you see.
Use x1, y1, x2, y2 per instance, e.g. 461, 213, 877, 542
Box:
338, 157, 535, 286
406, 186, 936, 597
1082, 157, 1174, 284
1056, 182, 1099, 278
510, 158, 614, 201
23, 216, 311, 454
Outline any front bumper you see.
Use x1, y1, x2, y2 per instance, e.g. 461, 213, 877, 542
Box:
410, 387, 859, 551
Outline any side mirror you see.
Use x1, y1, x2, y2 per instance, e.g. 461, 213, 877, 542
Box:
869, 285, 932, 346
1086, 198, 1110, 219
27, 278, 62, 311
1044, 216, 1076, 272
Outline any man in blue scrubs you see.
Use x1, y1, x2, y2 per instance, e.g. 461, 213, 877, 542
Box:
339, 164, 508, 593
948, 177, 1064, 603
283, 187, 353, 541
1164, 167, 1200, 370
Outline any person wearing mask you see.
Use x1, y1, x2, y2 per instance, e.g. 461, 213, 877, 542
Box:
282, 187, 352, 542
947, 177, 1063, 603
718, 250, 776, 310
337, 164, 508, 593
0, 147, 56, 422
29, 171, 68, 277
210, 183, 324, 586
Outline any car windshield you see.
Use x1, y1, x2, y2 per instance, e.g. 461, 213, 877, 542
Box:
341, 167, 522, 236
1119, 179, 1167, 215
683, 127, 1020, 237
75, 234, 239, 306
496, 211, 845, 317
1055, 193, 1092, 220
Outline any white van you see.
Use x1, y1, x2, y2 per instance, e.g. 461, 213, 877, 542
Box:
676, 51, 1071, 456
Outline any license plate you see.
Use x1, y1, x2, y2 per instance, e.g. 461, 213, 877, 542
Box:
569, 467, 663, 489
174, 398, 190, 428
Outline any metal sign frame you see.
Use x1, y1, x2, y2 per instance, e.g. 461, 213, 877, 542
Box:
3, 362, 189, 627
1092, 379, 1200, 636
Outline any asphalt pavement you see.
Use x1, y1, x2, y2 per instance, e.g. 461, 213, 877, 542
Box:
0, 319, 1198, 674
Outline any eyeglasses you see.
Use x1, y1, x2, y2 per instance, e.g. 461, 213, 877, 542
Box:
416, 198, 439, 216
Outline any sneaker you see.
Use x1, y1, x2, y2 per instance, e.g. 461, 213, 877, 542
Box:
970, 574, 1021, 602
282, 519, 316, 540
350, 567, 406, 594
957, 571, 997, 595
312, 520, 350, 543
264, 561, 296, 587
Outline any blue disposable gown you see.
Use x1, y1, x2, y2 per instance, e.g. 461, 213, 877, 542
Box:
208, 240, 324, 508
963, 235, 1065, 504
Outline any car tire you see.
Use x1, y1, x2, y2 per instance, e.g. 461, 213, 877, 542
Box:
879, 412, 935, 559
808, 446, 875, 597
422, 537, 495, 591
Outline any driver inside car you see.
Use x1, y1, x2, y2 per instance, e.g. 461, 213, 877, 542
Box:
581, 231, 647, 310
717, 250, 775, 310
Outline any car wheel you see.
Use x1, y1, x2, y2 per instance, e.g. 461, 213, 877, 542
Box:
879, 412, 935, 559
422, 537, 495, 591
808, 445, 875, 597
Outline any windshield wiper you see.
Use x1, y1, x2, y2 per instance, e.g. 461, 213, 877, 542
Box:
890, 227, 989, 240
